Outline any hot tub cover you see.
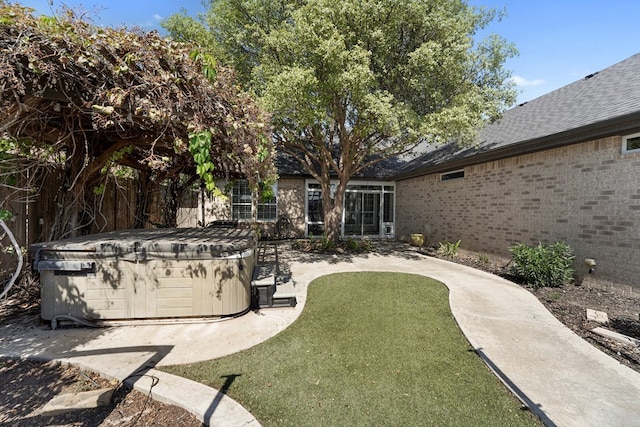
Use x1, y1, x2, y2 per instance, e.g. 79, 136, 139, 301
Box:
31, 228, 256, 263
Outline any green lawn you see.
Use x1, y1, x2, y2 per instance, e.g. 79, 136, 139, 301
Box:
163, 272, 540, 426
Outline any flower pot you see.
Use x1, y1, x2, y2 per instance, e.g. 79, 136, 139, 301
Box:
410, 233, 425, 247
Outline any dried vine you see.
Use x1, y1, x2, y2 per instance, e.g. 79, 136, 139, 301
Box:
0, 3, 275, 239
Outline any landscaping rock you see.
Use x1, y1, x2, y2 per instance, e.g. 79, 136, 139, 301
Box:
41, 388, 115, 416
587, 309, 609, 324
591, 327, 640, 348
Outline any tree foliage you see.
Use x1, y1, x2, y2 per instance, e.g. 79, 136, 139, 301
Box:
0, 2, 275, 238
166, 0, 517, 241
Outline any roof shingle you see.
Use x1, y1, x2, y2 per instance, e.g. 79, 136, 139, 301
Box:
395, 53, 640, 179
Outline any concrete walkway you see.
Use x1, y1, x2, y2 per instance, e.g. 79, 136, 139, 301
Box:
2, 245, 640, 426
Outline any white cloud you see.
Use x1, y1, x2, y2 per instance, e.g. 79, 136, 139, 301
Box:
511, 75, 546, 87
153, 14, 163, 21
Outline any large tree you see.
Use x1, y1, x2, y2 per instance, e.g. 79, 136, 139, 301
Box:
0, 3, 276, 239
165, 0, 517, 241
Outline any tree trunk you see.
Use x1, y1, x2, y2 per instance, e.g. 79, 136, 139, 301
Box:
163, 177, 196, 228
321, 180, 346, 243
164, 180, 180, 228
132, 171, 151, 229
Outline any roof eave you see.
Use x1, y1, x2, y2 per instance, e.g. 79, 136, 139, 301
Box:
393, 111, 640, 181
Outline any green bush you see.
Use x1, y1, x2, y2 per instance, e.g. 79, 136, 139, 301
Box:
509, 241, 575, 288
319, 234, 335, 252
345, 237, 359, 252
437, 239, 461, 258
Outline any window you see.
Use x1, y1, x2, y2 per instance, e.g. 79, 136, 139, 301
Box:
440, 169, 465, 181
305, 180, 395, 237
231, 179, 278, 221
307, 185, 323, 223
383, 192, 394, 222
257, 182, 278, 221
231, 180, 252, 220
306, 183, 324, 235
623, 133, 640, 153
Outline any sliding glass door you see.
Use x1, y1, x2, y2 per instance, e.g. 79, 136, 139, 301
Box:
305, 181, 395, 238
344, 192, 380, 236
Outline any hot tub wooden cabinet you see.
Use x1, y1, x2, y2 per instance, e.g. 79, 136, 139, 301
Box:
31, 228, 257, 322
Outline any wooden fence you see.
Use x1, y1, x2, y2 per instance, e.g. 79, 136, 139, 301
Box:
0, 170, 168, 283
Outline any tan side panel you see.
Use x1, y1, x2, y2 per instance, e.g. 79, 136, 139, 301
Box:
40, 270, 56, 320
40, 254, 253, 320
85, 288, 126, 317
40, 274, 129, 320
156, 277, 195, 317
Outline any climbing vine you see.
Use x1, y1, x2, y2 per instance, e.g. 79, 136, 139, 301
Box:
0, 3, 276, 238
189, 130, 218, 194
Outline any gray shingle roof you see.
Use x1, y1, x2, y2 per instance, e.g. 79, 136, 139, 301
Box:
276, 150, 405, 180
395, 53, 640, 180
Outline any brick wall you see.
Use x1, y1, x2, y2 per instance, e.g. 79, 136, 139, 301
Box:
277, 178, 306, 237
178, 178, 307, 238
396, 136, 640, 291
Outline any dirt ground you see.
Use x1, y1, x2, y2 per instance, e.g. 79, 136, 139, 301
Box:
0, 280, 204, 427
0, 358, 204, 427
1, 244, 639, 426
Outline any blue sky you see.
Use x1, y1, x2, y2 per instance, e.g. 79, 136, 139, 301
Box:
472, 1, 640, 103
18, 0, 640, 105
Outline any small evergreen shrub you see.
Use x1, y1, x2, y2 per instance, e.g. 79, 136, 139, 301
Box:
509, 241, 575, 288
319, 234, 335, 252
346, 237, 359, 252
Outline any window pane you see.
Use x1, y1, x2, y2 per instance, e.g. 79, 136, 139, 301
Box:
308, 190, 323, 223
232, 205, 252, 220
626, 136, 640, 152
384, 192, 394, 222
441, 170, 465, 181
308, 223, 324, 235
232, 180, 252, 220
257, 182, 277, 221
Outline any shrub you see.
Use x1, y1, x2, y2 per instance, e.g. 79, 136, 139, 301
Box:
437, 239, 461, 258
358, 238, 374, 252
345, 237, 359, 252
509, 241, 575, 288
319, 234, 335, 252
477, 253, 490, 265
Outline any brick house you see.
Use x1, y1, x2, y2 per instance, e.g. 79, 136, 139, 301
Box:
394, 53, 640, 292
180, 53, 640, 292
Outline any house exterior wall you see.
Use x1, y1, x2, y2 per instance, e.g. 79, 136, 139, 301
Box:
396, 136, 640, 292
277, 178, 306, 237
176, 177, 307, 239
176, 187, 229, 228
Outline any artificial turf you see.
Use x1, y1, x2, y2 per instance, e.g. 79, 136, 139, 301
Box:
163, 272, 540, 426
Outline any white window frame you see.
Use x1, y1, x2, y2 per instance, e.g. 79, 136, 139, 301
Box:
231, 179, 278, 222
304, 179, 395, 238
257, 181, 278, 222
231, 179, 253, 221
622, 132, 640, 154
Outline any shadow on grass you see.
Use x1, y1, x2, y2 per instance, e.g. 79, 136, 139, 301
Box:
204, 373, 242, 422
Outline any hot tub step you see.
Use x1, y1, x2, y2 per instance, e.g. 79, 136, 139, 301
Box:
272, 282, 297, 308
251, 269, 296, 308
271, 295, 297, 308
251, 282, 275, 309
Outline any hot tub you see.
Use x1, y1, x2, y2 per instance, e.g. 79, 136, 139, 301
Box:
31, 228, 256, 322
